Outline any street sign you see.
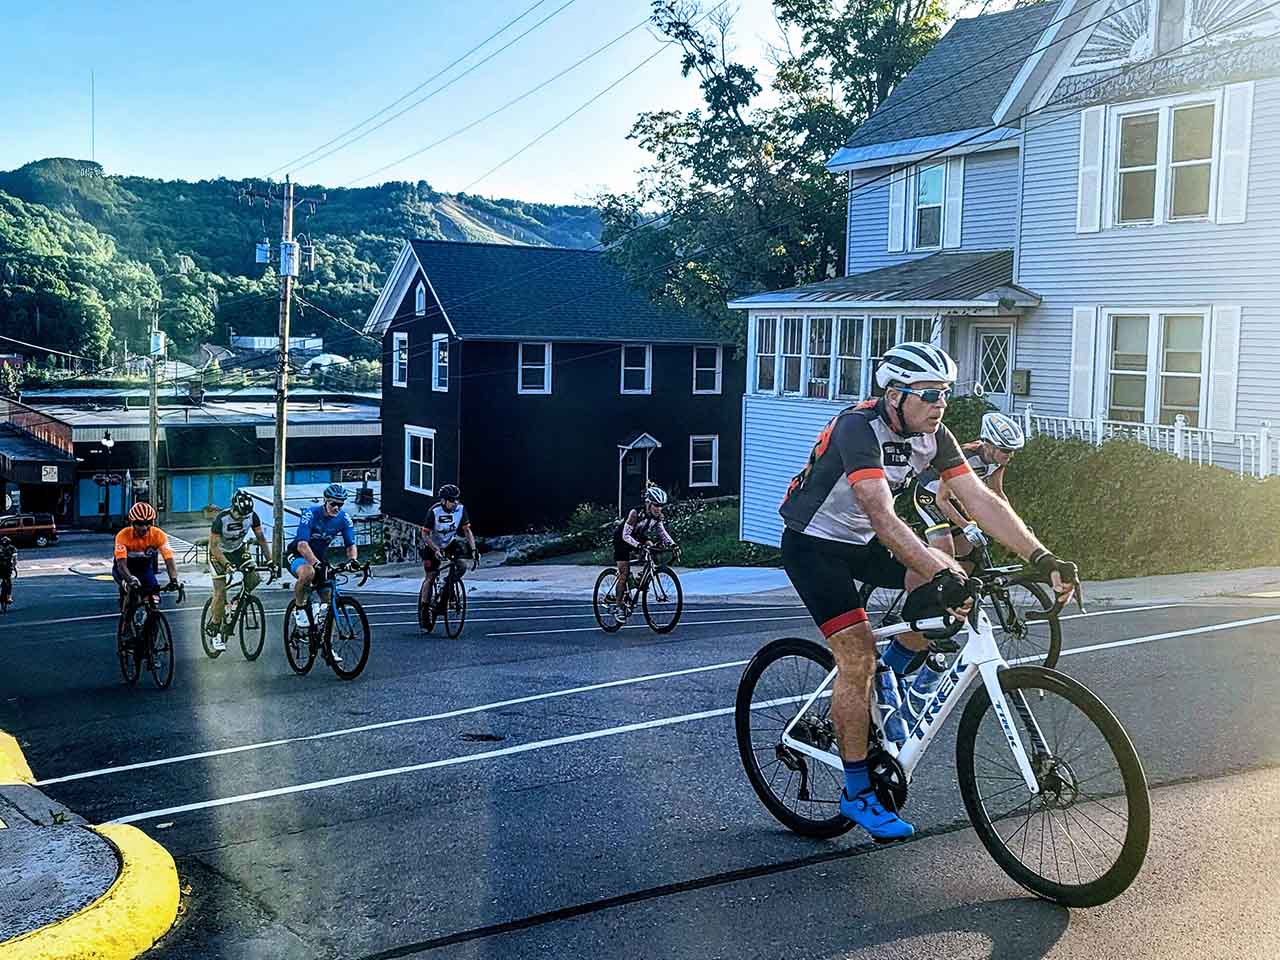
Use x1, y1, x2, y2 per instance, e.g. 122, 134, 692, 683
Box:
41, 465, 58, 483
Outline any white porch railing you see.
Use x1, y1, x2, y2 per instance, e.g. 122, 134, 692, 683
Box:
1023, 406, 1273, 479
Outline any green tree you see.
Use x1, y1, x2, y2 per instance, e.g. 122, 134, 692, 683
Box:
599, 0, 947, 341
0, 364, 19, 399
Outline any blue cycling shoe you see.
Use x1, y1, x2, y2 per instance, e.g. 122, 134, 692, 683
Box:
840, 789, 915, 842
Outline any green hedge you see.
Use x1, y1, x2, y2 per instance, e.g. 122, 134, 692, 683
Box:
1005, 437, 1280, 580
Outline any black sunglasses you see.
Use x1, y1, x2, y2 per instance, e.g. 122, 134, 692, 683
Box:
896, 385, 952, 404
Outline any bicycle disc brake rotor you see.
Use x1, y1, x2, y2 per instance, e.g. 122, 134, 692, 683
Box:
1034, 756, 1081, 810
867, 750, 908, 812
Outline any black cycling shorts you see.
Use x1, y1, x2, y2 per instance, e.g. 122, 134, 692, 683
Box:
782, 527, 907, 639
612, 527, 645, 564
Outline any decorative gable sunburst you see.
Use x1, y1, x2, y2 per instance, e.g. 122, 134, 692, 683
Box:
1073, 0, 1156, 67
1186, 0, 1280, 41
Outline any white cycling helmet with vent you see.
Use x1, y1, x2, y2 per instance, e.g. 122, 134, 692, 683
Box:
980, 411, 1026, 450
643, 485, 669, 507
875, 342, 958, 389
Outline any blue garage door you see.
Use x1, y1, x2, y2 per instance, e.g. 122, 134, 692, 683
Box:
287, 468, 333, 484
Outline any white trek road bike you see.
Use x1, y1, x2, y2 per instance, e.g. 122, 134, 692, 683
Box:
735, 577, 1151, 907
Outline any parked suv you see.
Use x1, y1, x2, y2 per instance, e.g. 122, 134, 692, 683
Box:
0, 513, 59, 547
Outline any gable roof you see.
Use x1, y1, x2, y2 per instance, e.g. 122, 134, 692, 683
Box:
828, 2, 1062, 169
365, 240, 727, 344
727, 249, 1039, 309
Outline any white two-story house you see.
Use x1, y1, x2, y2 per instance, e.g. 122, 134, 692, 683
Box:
730, 0, 1280, 547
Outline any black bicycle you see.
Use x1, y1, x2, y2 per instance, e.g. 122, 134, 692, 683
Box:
0, 573, 13, 613
199, 563, 271, 661
419, 553, 469, 638
592, 545, 683, 634
284, 561, 372, 680
117, 580, 185, 690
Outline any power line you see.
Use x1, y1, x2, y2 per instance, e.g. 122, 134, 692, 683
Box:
0, 333, 98, 362
281, 0, 580, 179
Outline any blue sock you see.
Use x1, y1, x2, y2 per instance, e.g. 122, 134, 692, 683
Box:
843, 759, 870, 799
880, 638, 915, 675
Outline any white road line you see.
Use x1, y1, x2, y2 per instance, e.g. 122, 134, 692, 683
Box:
367, 605, 807, 628
36, 659, 753, 786
485, 614, 816, 637
105, 610, 1280, 824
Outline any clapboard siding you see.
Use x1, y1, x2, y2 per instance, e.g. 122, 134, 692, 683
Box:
1015, 77, 1280, 432
845, 148, 1022, 275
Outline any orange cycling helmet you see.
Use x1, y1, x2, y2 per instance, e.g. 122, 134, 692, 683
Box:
128, 502, 157, 523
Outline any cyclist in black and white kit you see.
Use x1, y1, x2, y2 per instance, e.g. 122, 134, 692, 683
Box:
612, 485, 678, 616
913, 411, 1026, 568
780, 342, 1078, 842
207, 490, 272, 651
420, 484, 478, 614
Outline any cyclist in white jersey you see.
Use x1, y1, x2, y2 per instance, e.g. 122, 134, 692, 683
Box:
419, 484, 478, 614
207, 490, 272, 651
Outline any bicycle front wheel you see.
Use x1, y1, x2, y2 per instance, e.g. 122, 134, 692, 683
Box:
443, 579, 466, 639
147, 615, 174, 690
988, 580, 1061, 668
418, 584, 436, 633
956, 666, 1150, 907
283, 601, 317, 675
642, 565, 683, 633
592, 568, 624, 633
117, 617, 140, 686
326, 597, 370, 680
239, 595, 266, 661
735, 637, 851, 839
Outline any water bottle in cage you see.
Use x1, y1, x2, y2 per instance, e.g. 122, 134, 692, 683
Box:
901, 652, 948, 727
873, 664, 908, 745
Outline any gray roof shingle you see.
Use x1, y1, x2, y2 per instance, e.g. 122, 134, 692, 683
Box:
409, 240, 726, 343
729, 249, 1039, 306
842, 2, 1062, 151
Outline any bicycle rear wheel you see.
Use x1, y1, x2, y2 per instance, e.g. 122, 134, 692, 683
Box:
956, 666, 1150, 907
642, 566, 683, 633
283, 601, 317, 675
199, 598, 223, 659
443, 579, 466, 639
592, 568, 624, 633
326, 597, 370, 680
987, 580, 1061, 668
148, 615, 174, 690
239, 595, 266, 661
735, 637, 851, 839
117, 617, 140, 686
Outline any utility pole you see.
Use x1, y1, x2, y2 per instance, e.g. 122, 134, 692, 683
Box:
239, 177, 325, 572
148, 311, 160, 514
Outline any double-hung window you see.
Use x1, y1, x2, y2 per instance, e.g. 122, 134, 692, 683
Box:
806, 317, 833, 400
755, 318, 777, 391
403, 425, 435, 495
780, 317, 804, 395
693, 345, 722, 394
620, 344, 652, 394
431, 333, 448, 392
391, 332, 408, 387
518, 342, 552, 395
1112, 96, 1219, 225
835, 317, 863, 399
1106, 310, 1208, 425
689, 435, 719, 488
913, 164, 945, 249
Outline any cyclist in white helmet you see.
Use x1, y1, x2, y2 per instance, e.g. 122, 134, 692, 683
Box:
779, 342, 1077, 842
914, 411, 1026, 568
612, 484, 678, 617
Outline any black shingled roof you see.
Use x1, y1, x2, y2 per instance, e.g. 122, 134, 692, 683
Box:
842, 2, 1062, 151
730, 250, 1039, 305
409, 240, 727, 344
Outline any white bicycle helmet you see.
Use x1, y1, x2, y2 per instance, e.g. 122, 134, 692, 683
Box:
875, 342, 959, 390
643, 485, 669, 507
980, 411, 1026, 450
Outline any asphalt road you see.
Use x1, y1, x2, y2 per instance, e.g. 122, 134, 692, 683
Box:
2, 567, 1279, 960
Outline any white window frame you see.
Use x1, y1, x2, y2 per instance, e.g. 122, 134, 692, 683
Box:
751, 317, 779, 393
910, 163, 946, 251
1105, 90, 1223, 228
692, 345, 723, 394
403, 425, 436, 496
689, 434, 720, 488
414, 281, 426, 317
620, 343, 653, 395
431, 333, 448, 392
518, 342, 552, 395
1100, 307, 1212, 426
780, 316, 804, 395
391, 331, 408, 388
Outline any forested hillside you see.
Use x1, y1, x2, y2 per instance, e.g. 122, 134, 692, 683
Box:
0, 158, 602, 366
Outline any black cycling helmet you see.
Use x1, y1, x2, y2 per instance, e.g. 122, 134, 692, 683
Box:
438, 483, 460, 501
230, 490, 255, 517
0, 536, 11, 547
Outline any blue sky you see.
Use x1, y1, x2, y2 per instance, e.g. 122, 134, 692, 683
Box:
0, 0, 799, 205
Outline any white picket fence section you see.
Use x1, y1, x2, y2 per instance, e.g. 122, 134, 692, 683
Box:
1024, 406, 1273, 479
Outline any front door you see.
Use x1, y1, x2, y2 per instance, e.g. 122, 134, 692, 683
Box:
974, 325, 1014, 412
621, 448, 647, 509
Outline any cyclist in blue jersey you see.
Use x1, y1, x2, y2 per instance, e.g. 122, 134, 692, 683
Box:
287, 482, 359, 631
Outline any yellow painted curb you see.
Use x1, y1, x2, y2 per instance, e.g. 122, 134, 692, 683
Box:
1, 824, 179, 959
0, 731, 34, 785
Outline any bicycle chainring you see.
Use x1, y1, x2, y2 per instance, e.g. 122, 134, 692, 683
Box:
867, 750, 908, 812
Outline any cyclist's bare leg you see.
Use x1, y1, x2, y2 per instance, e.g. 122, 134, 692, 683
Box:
828, 620, 879, 762
616, 558, 630, 605
293, 562, 314, 610
210, 574, 227, 625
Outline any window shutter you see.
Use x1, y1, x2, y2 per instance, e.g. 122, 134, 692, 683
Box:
1208, 305, 1241, 434
1076, 107, 1105, 233
1216, 82, 1254, 225
888, 169, 906, 252
943, 156, 964, 248
1068, 307, 1098, 418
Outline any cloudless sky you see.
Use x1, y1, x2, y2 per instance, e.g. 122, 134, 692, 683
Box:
0, 1, 974, 205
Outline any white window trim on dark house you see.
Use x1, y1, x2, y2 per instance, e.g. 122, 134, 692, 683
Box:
518, 342, 552, 395
748, 313, 940, 400
431, 333, 448, 392
689, 435, 720, 488
392, 332, 408, 388
692, 345, 723, 394
620, 344, 653, 395
403, 425, 436, 496
414, 281, 427, 317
